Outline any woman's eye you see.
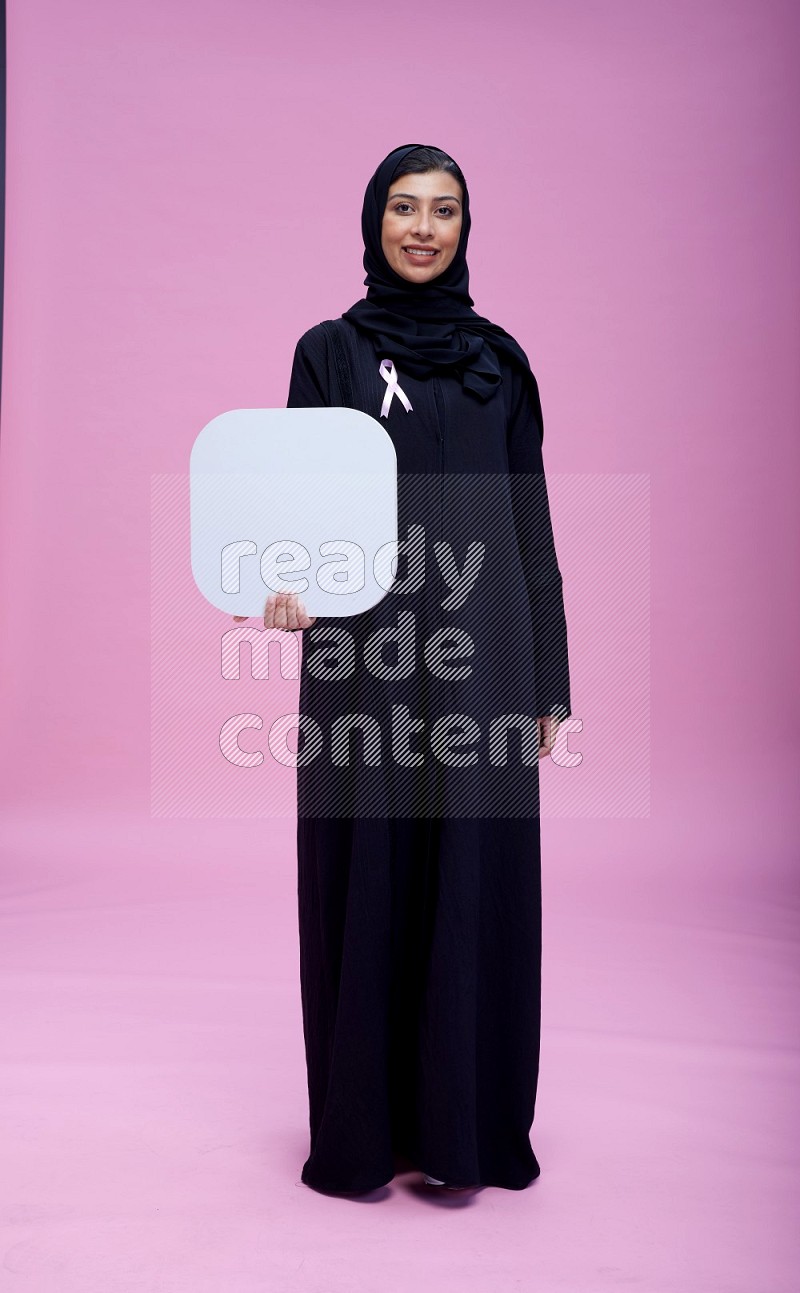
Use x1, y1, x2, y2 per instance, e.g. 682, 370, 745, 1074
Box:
392, 203, 455, 217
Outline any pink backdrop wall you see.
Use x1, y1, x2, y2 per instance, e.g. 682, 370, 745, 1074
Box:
0, 2, 798, 1290
1, 0, 798, 833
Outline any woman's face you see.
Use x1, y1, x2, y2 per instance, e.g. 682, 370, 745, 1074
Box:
381, 169, 464, 282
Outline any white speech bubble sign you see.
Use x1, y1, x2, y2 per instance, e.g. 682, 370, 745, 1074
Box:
190, 407, 398, 617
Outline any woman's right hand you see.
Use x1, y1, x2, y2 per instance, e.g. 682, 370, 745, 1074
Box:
233, 592, 317, 631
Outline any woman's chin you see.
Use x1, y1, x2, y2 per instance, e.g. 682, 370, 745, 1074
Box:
395, 261, 445, 284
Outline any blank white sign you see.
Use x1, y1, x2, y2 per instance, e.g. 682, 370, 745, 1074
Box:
190, 407, 399, 617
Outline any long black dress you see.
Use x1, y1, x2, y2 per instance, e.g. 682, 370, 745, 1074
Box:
286, 317, 571, 1192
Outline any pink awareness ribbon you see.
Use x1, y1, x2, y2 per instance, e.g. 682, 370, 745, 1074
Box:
379, 359, 413, 418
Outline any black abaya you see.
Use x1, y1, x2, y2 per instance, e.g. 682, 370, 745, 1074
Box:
286, 317, 571, 1192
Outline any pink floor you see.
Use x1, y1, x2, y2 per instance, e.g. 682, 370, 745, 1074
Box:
1, 779, 797, 1293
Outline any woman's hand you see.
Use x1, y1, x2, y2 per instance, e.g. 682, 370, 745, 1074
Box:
537, 715, 562, 759
233, 592, 317, 631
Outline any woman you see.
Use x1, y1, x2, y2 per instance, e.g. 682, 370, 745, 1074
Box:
279, 143, 571, 1194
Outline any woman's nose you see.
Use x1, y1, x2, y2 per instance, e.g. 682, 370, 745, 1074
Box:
412, 211, 434, 236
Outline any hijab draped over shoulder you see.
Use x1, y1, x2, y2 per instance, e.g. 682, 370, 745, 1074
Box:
341, 142, 543, 428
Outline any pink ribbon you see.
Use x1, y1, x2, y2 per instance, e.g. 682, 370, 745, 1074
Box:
379, 359, 413, 418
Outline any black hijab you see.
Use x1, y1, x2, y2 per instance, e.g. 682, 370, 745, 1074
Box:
341, 142, 540, 410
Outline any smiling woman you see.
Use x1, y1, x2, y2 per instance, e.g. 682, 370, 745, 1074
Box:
380, 172, 464, 281
285, 143, 572, 1197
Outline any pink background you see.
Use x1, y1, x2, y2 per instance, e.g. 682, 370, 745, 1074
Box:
1, 0, 798, 1289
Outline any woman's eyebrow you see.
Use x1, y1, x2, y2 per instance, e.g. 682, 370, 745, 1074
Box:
389, 192, 462, 205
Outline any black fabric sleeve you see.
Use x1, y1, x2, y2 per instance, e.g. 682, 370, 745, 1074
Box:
285, 326, 335, 643
287, 327, 331, 409
506, 363, 572, 721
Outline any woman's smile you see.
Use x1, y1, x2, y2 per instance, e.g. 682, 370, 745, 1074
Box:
402, 245, 440, 265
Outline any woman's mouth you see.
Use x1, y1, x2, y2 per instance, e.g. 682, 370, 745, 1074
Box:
402, 247, 439, 262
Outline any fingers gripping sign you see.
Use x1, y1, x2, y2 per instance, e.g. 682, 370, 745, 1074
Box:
232, 592, 316, 632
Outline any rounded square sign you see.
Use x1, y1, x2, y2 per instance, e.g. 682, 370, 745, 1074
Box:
190, 407, 398, 617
